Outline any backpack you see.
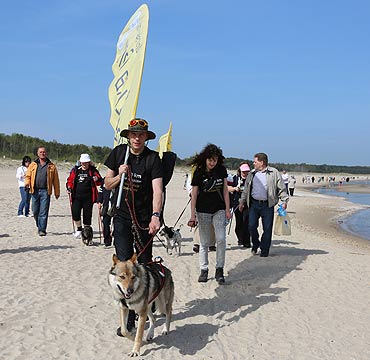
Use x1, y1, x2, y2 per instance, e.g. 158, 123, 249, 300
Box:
115, 144, 176, 188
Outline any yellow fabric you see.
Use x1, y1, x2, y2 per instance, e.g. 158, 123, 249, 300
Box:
156, 122, 173, 158
25, 161, 60, 197
108, 4, 149, 147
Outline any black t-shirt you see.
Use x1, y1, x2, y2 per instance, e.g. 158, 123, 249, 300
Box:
104, 145, 162, 221
75, 169, 92, 196
191, 165, 227, 214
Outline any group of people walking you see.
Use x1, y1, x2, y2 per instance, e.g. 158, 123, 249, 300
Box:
187, 146, 289, 283
15, 117, 291, 334
17, 146, 110, 244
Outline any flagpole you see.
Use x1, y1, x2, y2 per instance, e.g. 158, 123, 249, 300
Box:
116, 145, 130, 209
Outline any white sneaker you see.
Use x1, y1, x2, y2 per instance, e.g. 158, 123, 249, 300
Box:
18, 215, 25, 218
73, 230, 82, 238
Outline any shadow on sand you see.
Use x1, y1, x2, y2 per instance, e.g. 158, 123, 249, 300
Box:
148, 238, 328, 356
0, 244, 74, 255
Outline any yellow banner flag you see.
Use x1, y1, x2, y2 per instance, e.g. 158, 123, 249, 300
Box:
108, 4, 149, 146
156, 122, 173, 158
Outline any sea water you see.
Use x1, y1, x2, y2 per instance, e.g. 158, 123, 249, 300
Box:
314, 185, 370, 241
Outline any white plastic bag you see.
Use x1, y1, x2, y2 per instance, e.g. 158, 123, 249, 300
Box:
274, 214, 291, 236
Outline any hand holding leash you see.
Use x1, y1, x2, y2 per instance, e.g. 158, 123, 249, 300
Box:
187, 217, 198, 228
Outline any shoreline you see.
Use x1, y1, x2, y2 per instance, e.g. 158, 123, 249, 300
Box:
296, 181, 370, 245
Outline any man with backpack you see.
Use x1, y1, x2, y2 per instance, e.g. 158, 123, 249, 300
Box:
104, 118, 163, 265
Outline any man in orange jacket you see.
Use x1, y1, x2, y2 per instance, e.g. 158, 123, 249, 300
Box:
25, 146, 60, 236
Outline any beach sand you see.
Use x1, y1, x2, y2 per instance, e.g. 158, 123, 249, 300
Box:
1, 163, 370, 360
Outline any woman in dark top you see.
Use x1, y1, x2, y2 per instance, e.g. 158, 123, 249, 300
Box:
66, 153, 102, 239
187, 144, 231, 284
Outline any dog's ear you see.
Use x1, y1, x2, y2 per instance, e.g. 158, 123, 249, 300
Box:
112, 254, 119, 265
130, 253, 137, 264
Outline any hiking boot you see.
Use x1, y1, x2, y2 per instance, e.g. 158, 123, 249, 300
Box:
198, 269, 208, 282
215, 267, 225, 284
209, 246, 216, 251
193, 244, 199, 253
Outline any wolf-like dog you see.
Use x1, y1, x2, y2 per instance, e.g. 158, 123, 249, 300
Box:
108, 254, 174, 357
159, 226, 182, 255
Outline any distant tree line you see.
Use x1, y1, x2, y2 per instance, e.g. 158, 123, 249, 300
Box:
0, 133, 112, 163
2, 133, 370, 174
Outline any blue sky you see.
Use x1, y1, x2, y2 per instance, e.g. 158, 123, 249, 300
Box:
1, 0, 370, 166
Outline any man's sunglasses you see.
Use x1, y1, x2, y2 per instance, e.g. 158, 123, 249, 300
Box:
129, 119, 148, 127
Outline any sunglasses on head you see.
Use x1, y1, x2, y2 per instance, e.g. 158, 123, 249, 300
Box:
129, 118, 148, 127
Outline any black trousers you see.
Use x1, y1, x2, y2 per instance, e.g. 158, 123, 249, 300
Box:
234, 207, 251, 246
113, 215, 153, 264
102, 213, 112, 245
72, 194, 93, 226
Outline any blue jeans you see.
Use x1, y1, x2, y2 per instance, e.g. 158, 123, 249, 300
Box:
18, 187, 31, 216
32, 189, 51, 232
248, 200, 274, 255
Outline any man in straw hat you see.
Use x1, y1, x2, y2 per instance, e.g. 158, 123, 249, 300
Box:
104, 118, 163, 331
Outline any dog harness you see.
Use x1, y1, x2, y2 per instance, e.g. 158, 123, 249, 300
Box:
146, 256, 166, 304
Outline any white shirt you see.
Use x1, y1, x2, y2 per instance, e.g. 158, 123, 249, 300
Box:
16, 166, 28, 187
251, 171, 268, 201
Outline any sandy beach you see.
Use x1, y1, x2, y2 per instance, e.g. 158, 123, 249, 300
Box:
1, 162, 370, 360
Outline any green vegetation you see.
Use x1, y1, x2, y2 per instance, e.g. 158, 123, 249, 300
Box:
2, 133, 370, 174
0, 133, 112, 163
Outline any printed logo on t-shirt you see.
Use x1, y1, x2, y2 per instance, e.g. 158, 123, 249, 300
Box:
123, 172, 142, 192
202, 177, 223, 193
77, 172, 88, 183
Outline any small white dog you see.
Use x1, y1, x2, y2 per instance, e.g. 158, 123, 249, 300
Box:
159, 225, 182, 255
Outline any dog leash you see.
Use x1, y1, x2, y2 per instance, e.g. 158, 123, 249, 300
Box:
173, 197, 191, 228
155, 234, 167, 250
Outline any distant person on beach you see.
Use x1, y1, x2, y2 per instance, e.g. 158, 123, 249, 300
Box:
16, 155, 32, 217
288, 175, 296, 196
228, 162, 251, 248
239, 152, 289, 257
97, 178, 113, 247
281, 170, 289, 192
187, 143, 231, 284
24, 146, 60, 236
66, 154, 102, 238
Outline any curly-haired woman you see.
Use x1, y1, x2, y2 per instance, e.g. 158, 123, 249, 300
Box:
187, 144, 231, 284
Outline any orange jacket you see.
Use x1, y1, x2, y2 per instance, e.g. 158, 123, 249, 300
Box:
25, 160, 60, 198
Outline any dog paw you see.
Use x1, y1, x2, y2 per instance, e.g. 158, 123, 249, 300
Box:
128, 349, 140, 357
146, 329, 154, 341
116, 327, 135, 340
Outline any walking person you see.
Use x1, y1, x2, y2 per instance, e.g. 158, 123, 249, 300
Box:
239, 152, 288, 257
66, 154, 102, 238
104, 118, 163, 332
229, 162, 251, 247
187, 143, 231, 284
24, 146, 60, 236
97, 178, 113, 247
281, 170, 289, 192
288, 175, 296, 196
16, 156, 32, 217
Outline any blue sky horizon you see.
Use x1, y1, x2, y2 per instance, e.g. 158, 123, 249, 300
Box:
1, 1, 370, 166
